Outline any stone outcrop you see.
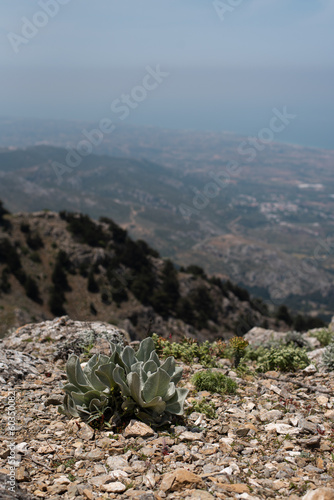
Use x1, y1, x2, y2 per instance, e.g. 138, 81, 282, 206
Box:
1, 319, 334, 499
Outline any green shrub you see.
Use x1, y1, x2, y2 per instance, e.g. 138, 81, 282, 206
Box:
0, 238, 24, 281
311, 328, 334, 347
111, 287, 128, 305
26, 233, 44, 250
322, 341, 334, 371
58, 337, 188, 427
99, 216, 128, 244
101, 290, 111, 305
57, 250, 75, 274
243, 345, 267, 362
185, 265, 206, 278
52, 252, 71, 291
293, 314, 325, 332
185, 398, 216, 419
256, 345, 310, 372
176, 298, 195, 324
223, 280, 250, 302
20, 222, 30, 233
62, 212, 110, 248
148, 261, 179, 318
49, 286, 66, 316
116, 238, 150, 272
189, 286, 217, 328
0, 201, 11, 230
29, 251, 42, 264
87, 269, 99, 293
0, 268, 11, 293
129, 269, 156, 305
136, 239, 159, 258
152, 334, 227, 367
192, 370, 237, 395
24, 276, 42, 303
90, 303, 97, 315
276, 305, 293, 326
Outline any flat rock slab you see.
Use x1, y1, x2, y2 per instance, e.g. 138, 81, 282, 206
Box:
303, 488, 334, 500
160, 469, 205, 492
123, 420, 155, 438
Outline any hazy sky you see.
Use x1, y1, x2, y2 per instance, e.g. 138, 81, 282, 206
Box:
1, 0, 334, 148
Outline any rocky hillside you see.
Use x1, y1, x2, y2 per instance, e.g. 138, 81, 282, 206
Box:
0, 202, 315, 341
1, 142, 333, 317
1, 317, 334, 499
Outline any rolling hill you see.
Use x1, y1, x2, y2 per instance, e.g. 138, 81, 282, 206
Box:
0, 119, 333, 318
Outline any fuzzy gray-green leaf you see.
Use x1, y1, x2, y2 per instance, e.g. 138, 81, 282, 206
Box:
142, 368, 170, 402
165, 387, 188, 415
136, 337, 155, 362
113, 365, 131, 397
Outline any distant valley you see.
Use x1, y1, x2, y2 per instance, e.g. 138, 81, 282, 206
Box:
0, 117, 333, 319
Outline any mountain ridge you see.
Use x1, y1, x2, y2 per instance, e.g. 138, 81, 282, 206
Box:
1, 202, 322, 340
0, 139, 333, 318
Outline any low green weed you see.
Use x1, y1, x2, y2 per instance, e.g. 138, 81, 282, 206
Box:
322, 341, 334, 371
255, 345, 310, 372
185, 398, 216, 419
152, 333, 227, 367
310, 328, 334, 347
192, 370, 237, 395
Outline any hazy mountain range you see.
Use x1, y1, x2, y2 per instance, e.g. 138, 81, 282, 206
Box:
0, 117, 333, 319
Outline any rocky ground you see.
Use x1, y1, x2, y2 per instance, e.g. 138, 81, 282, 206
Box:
1, 317, 334, 499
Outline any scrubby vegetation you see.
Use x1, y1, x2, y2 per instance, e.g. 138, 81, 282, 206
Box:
293, 314, 326, 332
48, 286, 67, 317
87, 268, 99, 293
322, 341, 334, 371
0, 238, 26, 283
192, 370, 237, 395
60, 211, 110, 248
26, 232, 44, 251
0, 200, 11, 230
254, 345, 310, 372
24, 275, 42, 304
185, 398, 216, 419
311, 328, 334, 347
0, 267, 11, 293
152, 334, 227, 367
52, 251, 72, 291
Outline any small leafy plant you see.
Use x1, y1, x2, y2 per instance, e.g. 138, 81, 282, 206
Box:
322, 341, 334, 371
185, 398, 216, 419
311, 328, 334, 347
152, 333, 227, 367
229, 336, 249, 367
58, 337, 188, 427
255, 345, 310, 372
192, 370, 237, 395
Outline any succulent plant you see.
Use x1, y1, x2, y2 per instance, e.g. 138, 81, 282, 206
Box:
58, 337, 188, 426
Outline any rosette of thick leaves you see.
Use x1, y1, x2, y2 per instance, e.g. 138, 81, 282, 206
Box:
58, 337, 188, 424
112, 338, 188, 421
58, 352, 119, 420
